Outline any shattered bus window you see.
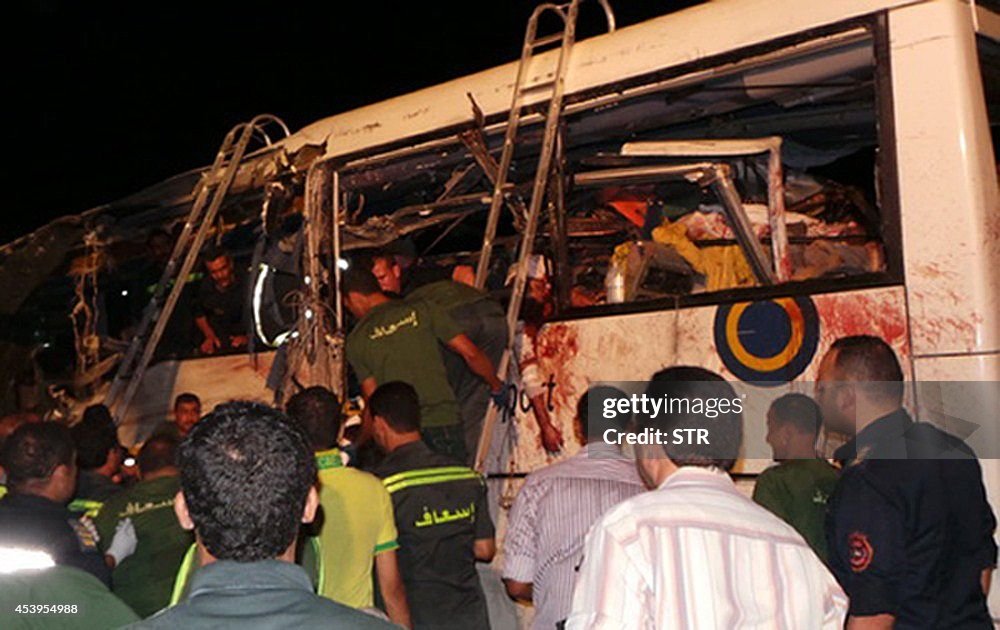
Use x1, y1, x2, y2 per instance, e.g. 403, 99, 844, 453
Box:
554, 33, 889, 310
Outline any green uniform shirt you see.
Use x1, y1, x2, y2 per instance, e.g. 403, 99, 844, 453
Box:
94, 475, 193, 618
346, 299, 463, 428
752, 459, 839, 562
0, 565, 139, 629
407, 280, 488, 313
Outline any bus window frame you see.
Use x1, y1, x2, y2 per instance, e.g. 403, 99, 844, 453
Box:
322, 14, 904, 317
551, 12, 904, 321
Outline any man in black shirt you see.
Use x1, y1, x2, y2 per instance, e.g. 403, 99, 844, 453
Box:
68, 404, 122, 517
195, 247, 248, 355
0, 422, 111, 586
369, 382, 496, 630
818, 335, 996, 628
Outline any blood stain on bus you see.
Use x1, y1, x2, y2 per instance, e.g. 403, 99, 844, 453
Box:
537, 323, 580, 361
536, 323, 581, 414
913, 313, 981, 352
814, 292, 908, 355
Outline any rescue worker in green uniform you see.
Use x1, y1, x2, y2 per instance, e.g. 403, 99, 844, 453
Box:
342, 267, 503, 463
753, 393, 839, 561
369, 252, 507, 464
369, 381, 496, 630
94, 434, 193, 618
69, 405, 123, 518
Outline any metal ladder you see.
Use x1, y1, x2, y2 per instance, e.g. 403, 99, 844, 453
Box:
106, 114, 289, 423
473, 0, 615, 471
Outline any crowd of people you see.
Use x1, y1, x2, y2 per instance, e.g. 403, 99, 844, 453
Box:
0, 256, 996, 629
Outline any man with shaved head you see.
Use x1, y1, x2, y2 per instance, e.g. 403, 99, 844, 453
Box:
818, 335, 996, 629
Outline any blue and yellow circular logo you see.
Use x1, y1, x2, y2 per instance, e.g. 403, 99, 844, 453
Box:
714, 296, 819, 385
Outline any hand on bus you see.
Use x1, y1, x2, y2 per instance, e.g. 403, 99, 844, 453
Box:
230, 335, 248, 348
200, 334, 221, 355
539, 421, 564, 454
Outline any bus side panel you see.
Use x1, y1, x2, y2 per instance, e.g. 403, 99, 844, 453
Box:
498, 286, 909, 475
913, 353, 1000, 617
116, 352, 276, 445
889, 1, 1000, 357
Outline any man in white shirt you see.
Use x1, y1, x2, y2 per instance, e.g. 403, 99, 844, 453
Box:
566, 367, 847, 630
503, 387, 645, 630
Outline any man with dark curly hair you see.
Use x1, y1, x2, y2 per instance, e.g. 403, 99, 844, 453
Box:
131, 401, 394, 628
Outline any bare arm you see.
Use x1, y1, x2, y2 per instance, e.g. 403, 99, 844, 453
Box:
360, 377, 377, 399
846, 614, 895, 630
474, 537, 496, 562
530, 395, 563, 453
374, 550, 412, 629
982, 567, 993, 596
446, 334, 503, 392
503, 578, 533, 603
194, 316, 221, 354
355, 377, 378, 447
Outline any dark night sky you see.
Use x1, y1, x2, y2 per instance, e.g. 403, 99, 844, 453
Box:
8, 1, 701, 242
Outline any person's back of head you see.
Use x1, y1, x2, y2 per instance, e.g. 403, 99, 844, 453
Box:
576, 386, 628, 445
341, 267, 387, 319
176, 401, 317, 562
1, 422, 76, 501
0, 414, 31, 455
71, 405, 119, 472
766, 393, 822, 460
286, 386, 341, 452
769, 393, 822, 436
341, 267, 383, 297
137, 435, 179, 478
642, 366, 743, 471
369, 382, 421, 452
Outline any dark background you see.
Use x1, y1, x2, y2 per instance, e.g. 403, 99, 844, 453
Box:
8, 0, 702, 242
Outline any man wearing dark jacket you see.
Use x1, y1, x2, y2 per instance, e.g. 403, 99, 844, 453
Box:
819, 335, 997, 628
0, 422, 112, 586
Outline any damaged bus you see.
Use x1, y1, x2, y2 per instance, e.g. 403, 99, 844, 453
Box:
1, 0, 998, 614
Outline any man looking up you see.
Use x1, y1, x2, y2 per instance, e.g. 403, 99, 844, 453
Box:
131, 401, 393, 629
818, 335, 996, 628
94, 435, 193, 618
753, 393, 838, 561
194, 247, 248, 355
369, 382, 496, 630
342, 267, 503, 462
286, 386, 411, 627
